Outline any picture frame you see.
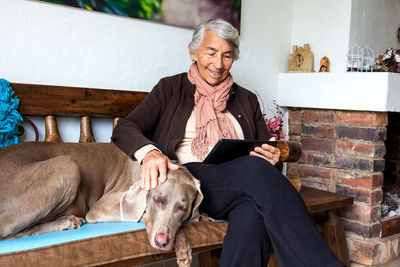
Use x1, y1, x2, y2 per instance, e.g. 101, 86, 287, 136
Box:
35, 0, 241, 30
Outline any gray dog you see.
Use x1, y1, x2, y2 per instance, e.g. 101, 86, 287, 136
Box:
0, 142, 203, 267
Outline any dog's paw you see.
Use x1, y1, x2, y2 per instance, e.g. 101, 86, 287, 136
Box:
199, 212, 215, 222
56, 215, 85, 231
176, 247, 192, 267
174, 229, 192, 267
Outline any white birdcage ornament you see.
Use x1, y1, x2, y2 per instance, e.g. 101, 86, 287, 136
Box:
362, 46, 374, 72
346, 46, 363, 72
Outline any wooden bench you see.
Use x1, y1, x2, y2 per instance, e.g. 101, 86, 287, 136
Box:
2, 83, 353, 266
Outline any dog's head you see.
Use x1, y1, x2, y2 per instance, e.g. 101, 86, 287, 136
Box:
120, 166, 203, 251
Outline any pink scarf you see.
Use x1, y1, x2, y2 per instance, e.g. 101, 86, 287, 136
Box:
187, 63, 237, 160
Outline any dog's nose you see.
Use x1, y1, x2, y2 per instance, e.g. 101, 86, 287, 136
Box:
154, 233, 170, 248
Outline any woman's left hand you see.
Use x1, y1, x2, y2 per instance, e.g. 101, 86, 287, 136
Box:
249, 137, 281, 165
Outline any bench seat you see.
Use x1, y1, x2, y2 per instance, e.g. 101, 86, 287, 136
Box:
0, 186, 352, 266
0, 220, 227, 266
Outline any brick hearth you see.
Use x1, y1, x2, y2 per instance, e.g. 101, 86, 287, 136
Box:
286, 108, 400, 265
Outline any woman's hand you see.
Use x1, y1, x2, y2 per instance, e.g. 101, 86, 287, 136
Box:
140, 150, 179, 190
249, 137, 281, 165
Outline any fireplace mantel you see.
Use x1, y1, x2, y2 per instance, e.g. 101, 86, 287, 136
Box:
278, 72, 400, 112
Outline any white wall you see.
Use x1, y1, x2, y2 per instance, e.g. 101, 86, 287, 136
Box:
0, 0, 295, 142
278, 1, 400, 124
234, 0, 294, 118
0, 0, 192, 91
349, 0, 400, 57
291, 0, 352, 72
290, 0, 400, 73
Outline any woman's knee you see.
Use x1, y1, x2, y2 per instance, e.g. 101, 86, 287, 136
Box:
235, 156, 281, 178
227, 201, 267, 240
232, 156, 291, 190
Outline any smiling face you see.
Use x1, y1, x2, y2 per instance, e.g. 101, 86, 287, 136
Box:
190, 29, 234, 86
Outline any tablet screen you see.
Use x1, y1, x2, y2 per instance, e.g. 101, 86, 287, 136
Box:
203, 139, 277, 164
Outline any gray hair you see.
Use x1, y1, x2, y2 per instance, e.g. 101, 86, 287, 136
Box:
188, 19, 240, 60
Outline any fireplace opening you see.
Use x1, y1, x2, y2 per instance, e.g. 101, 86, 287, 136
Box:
381, 112, 400, 236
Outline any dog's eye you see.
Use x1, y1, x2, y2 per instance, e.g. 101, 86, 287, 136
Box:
155, 200, 163, 207
154, 198, 164, 207
178, 206, 186, 212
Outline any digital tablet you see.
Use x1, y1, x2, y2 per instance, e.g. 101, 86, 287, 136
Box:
203, 139, 277, 164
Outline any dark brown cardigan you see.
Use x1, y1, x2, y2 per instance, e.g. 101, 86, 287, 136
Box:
111, 72, 270, 161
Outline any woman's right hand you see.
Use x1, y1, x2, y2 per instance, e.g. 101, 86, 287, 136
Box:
140, 150, 179, 190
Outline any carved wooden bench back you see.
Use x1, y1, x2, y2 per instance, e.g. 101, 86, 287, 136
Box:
11, 83, 148, 143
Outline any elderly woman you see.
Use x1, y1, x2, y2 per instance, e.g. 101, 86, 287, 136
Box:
112, 19, 344, 267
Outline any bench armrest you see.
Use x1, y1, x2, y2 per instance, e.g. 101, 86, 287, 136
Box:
276, 140, 302, 162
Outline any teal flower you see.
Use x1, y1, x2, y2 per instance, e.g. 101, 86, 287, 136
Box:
0, 79, 23, 148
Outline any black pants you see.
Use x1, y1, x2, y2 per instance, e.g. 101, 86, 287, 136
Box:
185, 156, 345, 267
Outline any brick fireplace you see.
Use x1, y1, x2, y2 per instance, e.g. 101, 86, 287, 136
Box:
285, 108, 396, 265
278, 72, 400, 266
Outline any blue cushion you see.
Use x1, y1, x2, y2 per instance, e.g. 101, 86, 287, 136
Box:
0, 222, 145, 254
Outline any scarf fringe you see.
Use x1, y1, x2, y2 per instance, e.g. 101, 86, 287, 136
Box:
191, 116, 236, 161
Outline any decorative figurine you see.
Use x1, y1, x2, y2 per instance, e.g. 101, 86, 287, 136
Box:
288, 44, 314, 72
318, 56, 330, 72
398, 27, 400, 42
375, 48, 400, 73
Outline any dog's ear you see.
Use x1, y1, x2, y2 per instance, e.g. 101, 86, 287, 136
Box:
120, 182, 149, 222
190, 177, 203, 222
